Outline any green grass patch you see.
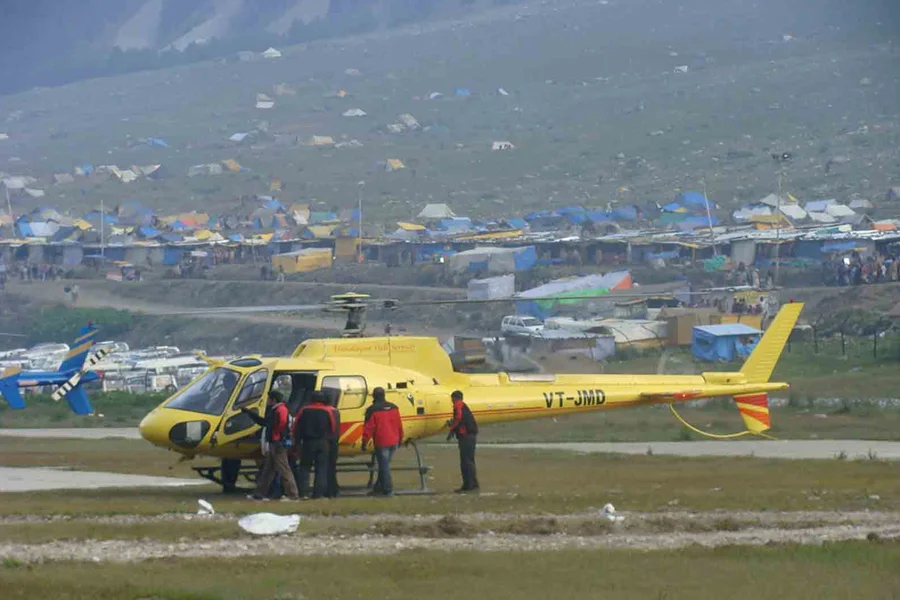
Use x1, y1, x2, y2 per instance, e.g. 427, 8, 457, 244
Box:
0, 438, 897, 517
1, 541, 898, 600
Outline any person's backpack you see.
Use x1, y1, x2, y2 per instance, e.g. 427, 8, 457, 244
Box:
282, 406, 295, 448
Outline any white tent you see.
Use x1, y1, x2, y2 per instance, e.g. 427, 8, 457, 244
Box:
467, 274, 515, 300
807, 211, 836, 224
825, 204, 856, 218
262, 47, 282, 59
779, 204, 808, 221
417, 203, 456, 219
342, 109, 367, 117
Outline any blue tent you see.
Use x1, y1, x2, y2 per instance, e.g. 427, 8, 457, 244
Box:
506, 217, 528, 230
587, 210, 612, 222
439, 217, 473, 232
612, 205, 638, 221
692, 324, 761, 362
676, 192, 712, 211
455, 88, 471, 97
139, 226, 160, 238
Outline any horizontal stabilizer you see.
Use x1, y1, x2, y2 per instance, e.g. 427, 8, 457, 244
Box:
63, 384, 94, 415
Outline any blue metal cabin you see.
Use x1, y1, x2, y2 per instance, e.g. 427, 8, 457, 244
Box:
691, 323, 761, 362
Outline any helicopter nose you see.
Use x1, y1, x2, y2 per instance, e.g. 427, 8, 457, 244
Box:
139, 411, 167, 447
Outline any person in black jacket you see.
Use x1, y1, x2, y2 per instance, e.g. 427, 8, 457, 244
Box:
323, 390, 341, 498
446, 390, 479, 493
293, 391, 337, 499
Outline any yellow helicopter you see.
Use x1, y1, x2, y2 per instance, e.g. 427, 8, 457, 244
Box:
138, 293, 803, 493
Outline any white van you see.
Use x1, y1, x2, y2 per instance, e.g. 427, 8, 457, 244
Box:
501, 315, 544, 337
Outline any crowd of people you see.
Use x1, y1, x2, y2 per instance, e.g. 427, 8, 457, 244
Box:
822, 253, 900, 287
243, 388, 479, 501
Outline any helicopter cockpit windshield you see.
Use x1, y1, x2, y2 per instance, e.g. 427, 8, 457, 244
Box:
166, 367, 240, 416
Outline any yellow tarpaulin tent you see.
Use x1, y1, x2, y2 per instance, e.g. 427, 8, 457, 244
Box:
272, 248, 333, 274
306, 226, 335, 239
397, 222, 426, 232
335, 237, 359, 258
222, 159, 242, 173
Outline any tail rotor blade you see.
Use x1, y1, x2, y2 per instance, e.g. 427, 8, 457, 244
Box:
51, 349, 108, 402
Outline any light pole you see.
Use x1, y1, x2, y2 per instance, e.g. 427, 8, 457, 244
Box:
357, 180, 365, 263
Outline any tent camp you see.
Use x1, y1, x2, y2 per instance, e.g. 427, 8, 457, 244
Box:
515, 271, 633, 318
691, 323, 760, 362
449, 246, 536, 274
417, 203, 456, 219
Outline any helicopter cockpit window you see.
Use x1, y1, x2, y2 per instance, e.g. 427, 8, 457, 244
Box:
166, 367, 240, 416
233, 369, 269, 410
321, 376, 367, 410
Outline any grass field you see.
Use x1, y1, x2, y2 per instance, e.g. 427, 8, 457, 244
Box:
0, 437, 896, 517
2, 541, 899, 600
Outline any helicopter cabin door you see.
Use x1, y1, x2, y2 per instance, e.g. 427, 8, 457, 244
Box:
212, 366, 273, 455
320, 375, 368, 453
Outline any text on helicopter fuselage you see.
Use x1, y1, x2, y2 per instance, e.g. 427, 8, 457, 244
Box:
542, 389, 606, 408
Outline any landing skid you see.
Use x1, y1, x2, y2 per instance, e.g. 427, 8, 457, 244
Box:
193, 442, 434, 496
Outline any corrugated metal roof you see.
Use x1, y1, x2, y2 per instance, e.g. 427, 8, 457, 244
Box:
694, 324, 761, 336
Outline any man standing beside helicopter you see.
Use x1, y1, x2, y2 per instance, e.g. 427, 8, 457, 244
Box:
361, 387, 403, 497
242, 390, 300, 501
293, 391, 337, 499
447, 390, 479, 493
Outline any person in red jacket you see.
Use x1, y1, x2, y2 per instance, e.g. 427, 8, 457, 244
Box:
243, 390, 299, 501
361, 387, 404, 497
446, 390, 479, 493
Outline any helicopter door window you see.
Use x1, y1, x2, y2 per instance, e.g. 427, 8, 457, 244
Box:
233, 369, 269, 410
321, 376, 367, 410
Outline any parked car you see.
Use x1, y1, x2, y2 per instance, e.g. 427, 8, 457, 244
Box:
501, 315, 545, 337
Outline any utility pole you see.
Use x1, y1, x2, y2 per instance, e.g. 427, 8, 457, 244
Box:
357, 181, 365, 263
100, 197, 105, 259
774, 172, 782, 287
3, 183, 11, 223
701, 178, 717, 255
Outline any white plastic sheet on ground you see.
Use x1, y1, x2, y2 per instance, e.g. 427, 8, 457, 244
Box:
238, 513, 301, 535
602, 503, 625, 522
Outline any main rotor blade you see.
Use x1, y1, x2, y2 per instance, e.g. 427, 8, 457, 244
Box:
0, 332, 26, 337
398, 291, 700, 307
162, 304, 329, 316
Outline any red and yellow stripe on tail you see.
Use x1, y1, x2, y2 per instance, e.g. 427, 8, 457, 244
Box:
734, 393, 771, 434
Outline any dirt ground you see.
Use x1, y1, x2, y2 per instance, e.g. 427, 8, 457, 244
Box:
1, 510, 898, 562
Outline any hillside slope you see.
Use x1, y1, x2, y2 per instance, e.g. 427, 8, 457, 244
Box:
0, 0, 898, 221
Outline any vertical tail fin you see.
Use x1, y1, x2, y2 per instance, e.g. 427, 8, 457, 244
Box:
740, 303, 803, 384
58, 325, 99, 373
0, 366, 25, 409
63, 384, 94, 415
